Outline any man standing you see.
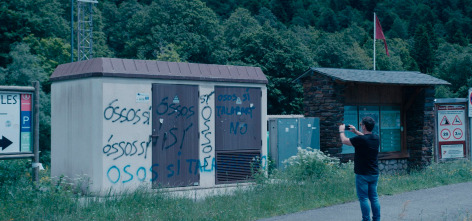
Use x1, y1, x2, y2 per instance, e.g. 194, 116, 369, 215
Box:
339, 116, 381, 221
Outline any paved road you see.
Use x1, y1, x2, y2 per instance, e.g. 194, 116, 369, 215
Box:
259, 181, 472, 221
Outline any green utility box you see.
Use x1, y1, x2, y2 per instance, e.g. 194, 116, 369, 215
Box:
268, 116, 320, 169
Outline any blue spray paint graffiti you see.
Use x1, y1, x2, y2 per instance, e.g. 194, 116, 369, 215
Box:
105, 155, 266, 184
199, 91, 214, 172
216, 88, 257, 136
106, 158, 212, 184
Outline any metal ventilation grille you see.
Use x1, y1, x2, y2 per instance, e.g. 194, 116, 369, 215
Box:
216, 151, 261, 184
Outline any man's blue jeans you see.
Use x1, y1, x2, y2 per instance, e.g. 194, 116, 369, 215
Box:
356, 174, 381, 221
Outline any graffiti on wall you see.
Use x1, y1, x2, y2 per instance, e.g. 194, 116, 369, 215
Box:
106, 155, 266, 184
103, 97, 152, 185
104, 99, 151, 125
106, 159, 207, 184
154, 96, 196, 152
103, 99, 152, 160
199, 91, 214, 172
155, 97, 195, 119
103, 148, 266, 184
215, 88, 256, 137
102, 134, 152, 160
102, 88, 265, 185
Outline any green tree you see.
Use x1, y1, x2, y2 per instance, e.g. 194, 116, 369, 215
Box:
230, 21, 315, 113
316, 8, 340, 32
412, 25, 435, 73
0, 0, 68, 67
100, 0, 143, 58
0, 43, 47, 86
434, 43, 472, 97
314, 29, 371, 69
124, 0, 222, 63
92, 5, 114, 58
255, 7, 285, 29
269, 0, 292, 24
223, 8, 261, 49
156, 43, 182, 62
388, 17, 408, 39
23, 35, 71, 93
375, 38, 410, 71
391, 38, 418, 71
201, 0, 238, 18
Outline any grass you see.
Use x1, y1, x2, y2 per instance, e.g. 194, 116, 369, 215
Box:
1, 157, 472, 220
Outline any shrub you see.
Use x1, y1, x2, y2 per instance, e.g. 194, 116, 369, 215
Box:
283, 147, 341, 181
0, 159, 31, 188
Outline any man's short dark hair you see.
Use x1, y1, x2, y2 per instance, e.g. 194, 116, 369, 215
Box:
362, 117, 375, 132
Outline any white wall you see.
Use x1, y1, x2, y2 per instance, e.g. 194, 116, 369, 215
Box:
261, 86, 268, 171
101, 81, 153, 191
198, 85, 216, 187
52, 77, 267, 193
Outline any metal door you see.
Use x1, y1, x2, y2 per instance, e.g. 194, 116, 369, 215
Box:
215, 86, 262, 183
299, 117, 320, 150
215, 87, 261, 151
151, 84, 199, 188
276, 118, 299, 169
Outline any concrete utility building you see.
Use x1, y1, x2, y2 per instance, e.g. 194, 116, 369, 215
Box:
50, 58, 268, 193
297, 68, 450, 173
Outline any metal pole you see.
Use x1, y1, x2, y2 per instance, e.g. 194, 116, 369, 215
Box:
469, 88, 472, 161
33, 81, 40, 183
71, 0, 74, 63
373, 12, 376, 71
469, 117, 471, 161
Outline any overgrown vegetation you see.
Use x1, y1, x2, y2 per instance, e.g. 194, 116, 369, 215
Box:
1, 150, 472, 220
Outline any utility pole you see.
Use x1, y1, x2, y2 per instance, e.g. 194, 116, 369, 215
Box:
77, 0, 98, 61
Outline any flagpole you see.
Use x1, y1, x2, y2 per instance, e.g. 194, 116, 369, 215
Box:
373, 12, 376, 70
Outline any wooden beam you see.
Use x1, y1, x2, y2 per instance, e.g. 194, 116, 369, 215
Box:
405, 87, 424, 110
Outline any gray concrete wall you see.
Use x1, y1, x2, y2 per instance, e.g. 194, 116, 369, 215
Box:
51, 78, 103, 190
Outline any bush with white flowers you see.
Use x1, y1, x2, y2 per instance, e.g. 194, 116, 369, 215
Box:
283, 147, 340, 181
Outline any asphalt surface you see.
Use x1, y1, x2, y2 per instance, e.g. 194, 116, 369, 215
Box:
258, 181, 472, 221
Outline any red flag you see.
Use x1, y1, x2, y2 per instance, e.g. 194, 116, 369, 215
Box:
375, 15, 389, 56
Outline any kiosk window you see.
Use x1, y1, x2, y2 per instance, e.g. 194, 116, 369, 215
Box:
380, 106, 401, 152
342, 105, 401, 153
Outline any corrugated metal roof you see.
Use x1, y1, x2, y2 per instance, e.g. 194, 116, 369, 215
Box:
297, 67, 450, 86
50, 57, 268, 84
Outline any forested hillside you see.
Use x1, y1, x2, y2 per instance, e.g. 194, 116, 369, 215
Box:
1, 0, 472, 156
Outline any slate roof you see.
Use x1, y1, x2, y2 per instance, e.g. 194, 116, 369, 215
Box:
50, 57, 268, 84
297, 67, 450, 86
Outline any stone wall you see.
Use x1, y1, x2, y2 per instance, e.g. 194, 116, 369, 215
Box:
379, 159, 408, 175
423, 87, 436, 165
302, 74, 345, 154
404, 87, 435, 170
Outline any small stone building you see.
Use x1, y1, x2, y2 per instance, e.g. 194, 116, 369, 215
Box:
297, 68, 450, 174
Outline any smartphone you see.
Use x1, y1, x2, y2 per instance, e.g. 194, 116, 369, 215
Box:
345, 125, 350, 130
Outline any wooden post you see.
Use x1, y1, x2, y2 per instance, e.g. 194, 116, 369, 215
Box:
33, 81, 40, 183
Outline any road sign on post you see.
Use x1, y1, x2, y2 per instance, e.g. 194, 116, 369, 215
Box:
469, 88, 472, 117
0, 92, 34, 154
0, 83, 40, 182
435, 99, 469, 161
